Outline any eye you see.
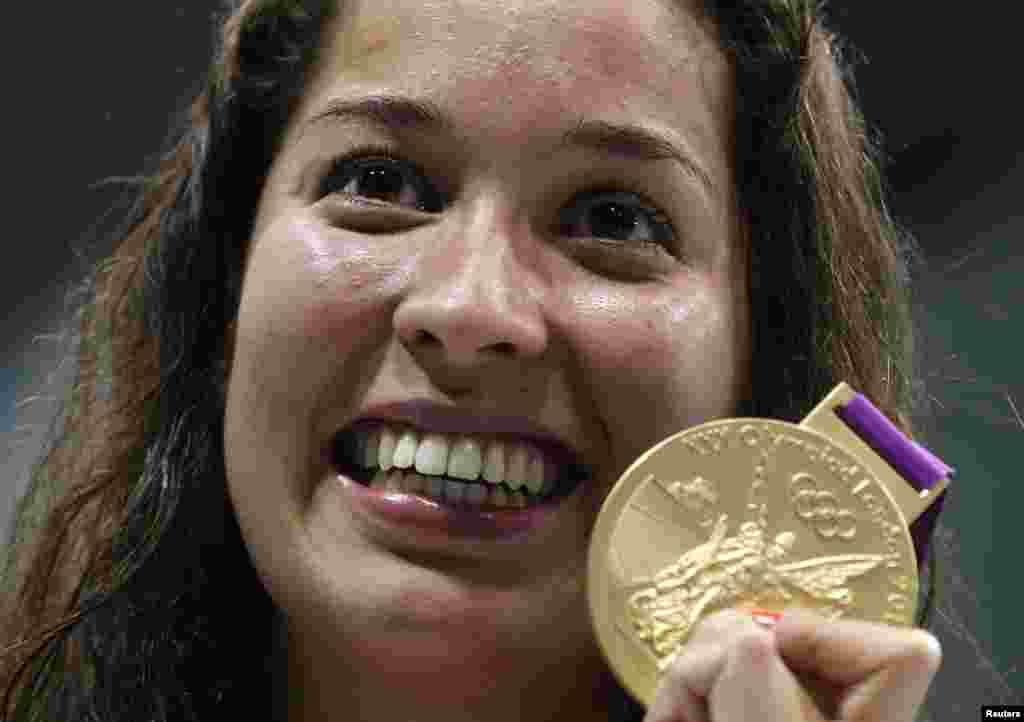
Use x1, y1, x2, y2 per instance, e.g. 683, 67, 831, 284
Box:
318, 148, 677, 256
558, 189, 676, 247
318, 146, 444, 213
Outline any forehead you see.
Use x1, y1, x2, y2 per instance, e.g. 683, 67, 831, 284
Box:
300, 0, 731, 152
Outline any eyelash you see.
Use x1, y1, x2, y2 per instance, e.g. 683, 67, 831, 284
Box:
319, 144, 443, 212
316, 144, 678, 249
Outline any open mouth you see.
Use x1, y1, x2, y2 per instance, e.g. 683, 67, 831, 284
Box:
331, 430, 590, 510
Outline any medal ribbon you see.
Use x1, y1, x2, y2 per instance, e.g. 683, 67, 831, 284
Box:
835, 393, 955, 575
752, 393, 954, 631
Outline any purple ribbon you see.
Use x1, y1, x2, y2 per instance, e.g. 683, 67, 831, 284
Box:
835, 393, 955, 575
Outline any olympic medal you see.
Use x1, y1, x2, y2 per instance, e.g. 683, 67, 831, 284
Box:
587, 416, 921, 709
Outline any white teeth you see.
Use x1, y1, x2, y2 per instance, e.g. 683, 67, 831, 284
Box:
393, 429, 419, 469
350, 424, 575, 495
414, 433, 449, 476
378, 428, 397, 471
505, 446, 528, 491
482, 441, 505, 483
447, 437, 483, 481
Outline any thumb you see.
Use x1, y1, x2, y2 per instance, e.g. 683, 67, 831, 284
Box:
773, 607, 942, 721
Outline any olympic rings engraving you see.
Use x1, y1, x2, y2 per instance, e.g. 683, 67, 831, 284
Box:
788, 473, 858, 540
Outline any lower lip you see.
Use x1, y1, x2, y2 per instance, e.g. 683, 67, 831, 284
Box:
339, 470, 582, 541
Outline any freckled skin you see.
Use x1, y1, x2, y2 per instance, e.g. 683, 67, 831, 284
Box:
223, 1, 750, 721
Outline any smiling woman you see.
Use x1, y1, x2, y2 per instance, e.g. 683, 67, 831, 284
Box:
0, 0, 1010, 721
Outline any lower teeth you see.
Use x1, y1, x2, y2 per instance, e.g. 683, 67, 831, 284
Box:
350, 465, 563, 508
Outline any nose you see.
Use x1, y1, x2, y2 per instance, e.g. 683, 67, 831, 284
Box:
393, 214, 548, 371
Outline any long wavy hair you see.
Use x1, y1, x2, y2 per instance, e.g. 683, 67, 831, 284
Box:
0, 0, 954, 719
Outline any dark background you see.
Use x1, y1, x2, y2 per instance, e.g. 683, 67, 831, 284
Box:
2, 2, 1021, 716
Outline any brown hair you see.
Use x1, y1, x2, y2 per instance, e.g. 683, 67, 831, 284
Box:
0, 1, 952, 719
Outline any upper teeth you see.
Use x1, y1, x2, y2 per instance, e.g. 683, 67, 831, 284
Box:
348, 424, 563, 496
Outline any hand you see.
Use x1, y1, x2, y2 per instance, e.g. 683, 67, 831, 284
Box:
642, 607, 942, 722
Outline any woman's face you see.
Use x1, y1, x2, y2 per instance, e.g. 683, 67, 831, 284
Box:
224, 0, 750, 710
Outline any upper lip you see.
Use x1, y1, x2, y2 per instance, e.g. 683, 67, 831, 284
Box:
338, 399, 592, 473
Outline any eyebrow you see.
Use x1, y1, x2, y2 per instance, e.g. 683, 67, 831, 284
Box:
303, 93, 717, 200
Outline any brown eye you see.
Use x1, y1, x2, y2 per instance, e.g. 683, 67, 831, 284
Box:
319, 150, 444, 213
558, 190, 675, 246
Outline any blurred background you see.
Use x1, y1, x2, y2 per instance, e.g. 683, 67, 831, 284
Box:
2, 1, 1020, 716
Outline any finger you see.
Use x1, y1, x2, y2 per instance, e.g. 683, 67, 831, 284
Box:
644, 609, 778, 722
694, 608, 838, 716
773, 607, 942, 685
748, 609, 842, 717
647, 606, 806, 720
774, 607, 942, 720
710, 627, 827, 722
687, 606, 769, 648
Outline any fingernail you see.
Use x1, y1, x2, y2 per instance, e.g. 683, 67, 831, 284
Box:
750, 608, 782, 629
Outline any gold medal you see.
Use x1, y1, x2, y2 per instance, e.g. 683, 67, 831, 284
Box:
588, 383, 952, 710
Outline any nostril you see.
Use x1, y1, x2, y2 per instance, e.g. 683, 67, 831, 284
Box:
410, 329, 439, 347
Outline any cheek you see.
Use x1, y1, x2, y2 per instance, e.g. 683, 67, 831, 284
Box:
566, 285, 728, 374
557, 279, 743, 453
300, 263, 390, 343
230, 218, 413, 428
245, 215, 409, 344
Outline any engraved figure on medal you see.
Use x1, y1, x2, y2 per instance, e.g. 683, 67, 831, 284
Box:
614, 438, 890, 672
588, 407, 931, 706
